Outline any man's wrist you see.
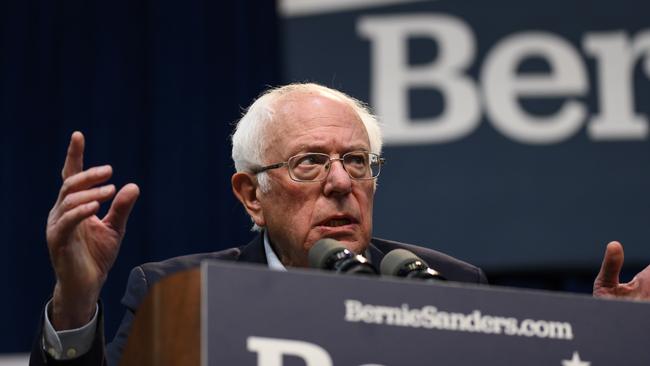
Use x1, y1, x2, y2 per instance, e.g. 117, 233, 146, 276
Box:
51, 284, 99, 330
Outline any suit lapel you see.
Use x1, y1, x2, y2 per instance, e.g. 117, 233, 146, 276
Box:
367, 239, 386, 267
236, 232, 268, 265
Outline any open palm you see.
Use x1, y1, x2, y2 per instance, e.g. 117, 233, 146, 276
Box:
47, 132, 139, 329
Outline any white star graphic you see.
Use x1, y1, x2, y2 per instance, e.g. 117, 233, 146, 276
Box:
562, 351, 590, 366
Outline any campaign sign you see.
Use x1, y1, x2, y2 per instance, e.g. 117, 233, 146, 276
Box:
280, 0, 650, 270
202, 261, 650, 365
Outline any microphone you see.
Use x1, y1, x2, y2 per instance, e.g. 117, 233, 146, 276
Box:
380, 249, 446, 281
308, 238, 378, 275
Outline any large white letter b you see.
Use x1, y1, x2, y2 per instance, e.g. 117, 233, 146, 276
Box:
358, 14, 480, 145
247, 336, 333, 366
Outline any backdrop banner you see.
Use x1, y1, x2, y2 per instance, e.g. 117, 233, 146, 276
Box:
280, 0, 650, 270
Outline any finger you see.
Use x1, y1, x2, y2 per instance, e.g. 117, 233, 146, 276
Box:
52, 184, 116, 223
57, 165, 113, 204
595, 241, 625, 288
103, 183, 140, 235
628, 265, 650, 299
54, 201, 101, 244
61, 131, 85, 180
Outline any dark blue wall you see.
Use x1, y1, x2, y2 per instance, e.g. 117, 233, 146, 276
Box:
1, 0, 278, 352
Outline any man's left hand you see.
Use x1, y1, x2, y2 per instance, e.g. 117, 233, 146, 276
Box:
593, 241, 650, 301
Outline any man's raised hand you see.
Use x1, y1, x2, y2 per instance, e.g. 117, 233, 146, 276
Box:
46, 131, 139, 330
593, 241, 650, 301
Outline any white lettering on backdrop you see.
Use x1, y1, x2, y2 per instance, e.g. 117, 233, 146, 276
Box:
358, 14, 650, 145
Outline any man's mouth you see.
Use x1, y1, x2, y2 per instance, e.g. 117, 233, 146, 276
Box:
318, 216, 357, 228
324, 218, 352, 227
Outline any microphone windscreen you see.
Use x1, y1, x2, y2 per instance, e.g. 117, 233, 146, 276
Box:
380, 248, 424, 276
308, 238, 345, 269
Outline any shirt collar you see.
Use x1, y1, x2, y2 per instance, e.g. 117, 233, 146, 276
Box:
263, 230, 375, 271
263, 230, 287, 271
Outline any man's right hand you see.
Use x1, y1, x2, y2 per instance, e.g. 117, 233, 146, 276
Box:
47, 131, 140, 330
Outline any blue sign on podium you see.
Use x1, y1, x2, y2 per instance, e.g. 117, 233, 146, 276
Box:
201, 261, 650, 365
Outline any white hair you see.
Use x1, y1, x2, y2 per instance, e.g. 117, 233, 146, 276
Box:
231, 83, 383, 229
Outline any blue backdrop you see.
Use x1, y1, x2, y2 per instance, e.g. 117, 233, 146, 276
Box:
281, 0, 650, 271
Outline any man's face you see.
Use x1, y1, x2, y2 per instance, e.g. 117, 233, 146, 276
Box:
257, 92, 375, 267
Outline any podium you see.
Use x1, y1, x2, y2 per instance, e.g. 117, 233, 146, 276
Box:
121, 261, 650, 366
120, 269, 201, 365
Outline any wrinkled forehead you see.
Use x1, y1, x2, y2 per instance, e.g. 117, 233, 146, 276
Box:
265, 91, 370, 152
274, 91, 360, 123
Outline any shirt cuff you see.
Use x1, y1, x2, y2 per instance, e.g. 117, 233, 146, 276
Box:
42, 299, 98, 360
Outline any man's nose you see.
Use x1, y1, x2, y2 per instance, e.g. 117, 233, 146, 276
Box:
323, 159, 352, 196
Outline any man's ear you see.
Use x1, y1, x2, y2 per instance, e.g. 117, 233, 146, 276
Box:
231, 172, 265, 227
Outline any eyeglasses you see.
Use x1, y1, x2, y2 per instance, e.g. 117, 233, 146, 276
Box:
251, 151, 385, 182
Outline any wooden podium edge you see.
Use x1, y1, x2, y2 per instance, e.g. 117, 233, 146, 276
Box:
120, 268, 201, 366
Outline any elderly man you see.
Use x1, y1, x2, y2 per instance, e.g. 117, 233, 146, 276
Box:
31, 83, 649, 366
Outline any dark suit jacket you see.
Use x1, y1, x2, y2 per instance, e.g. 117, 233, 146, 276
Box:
31, 234, 487, 366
